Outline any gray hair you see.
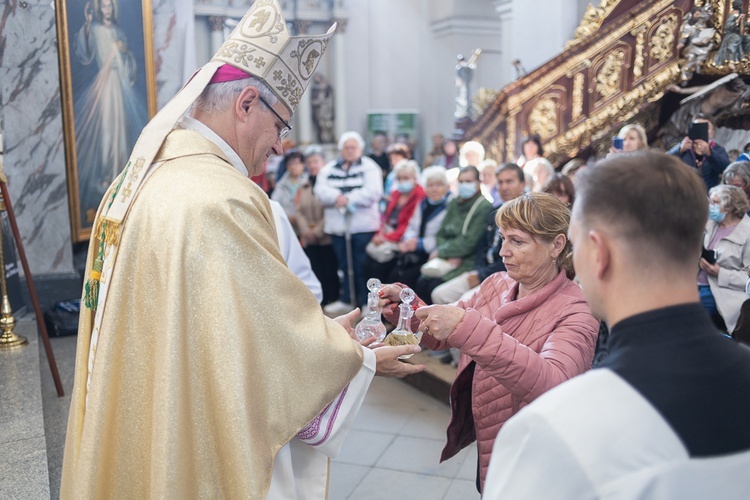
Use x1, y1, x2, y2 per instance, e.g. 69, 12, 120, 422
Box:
421, 165, 448, 186
709, 184, 749, 219
304, 144, 326, 160
459, 141, 485, 167
394, 159, 419, 179
723, 161, 750, 187
337, 131, 365, 151
191, 76, 279, 114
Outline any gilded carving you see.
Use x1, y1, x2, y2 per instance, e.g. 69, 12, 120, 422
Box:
473, 88, 500, 117
631, 25, 648, 79
506, 108, 520, 161
566, 0, 621, 49
572, 73, 585, 122
649, 14, 678, 62
595, 49, 626, 99
548, 63, 680, 161
507, 0, 672, 110
528, 97, 558, 140
487, 132, 505, 162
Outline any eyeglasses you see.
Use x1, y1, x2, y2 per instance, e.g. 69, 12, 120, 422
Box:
258, 95, 292, 139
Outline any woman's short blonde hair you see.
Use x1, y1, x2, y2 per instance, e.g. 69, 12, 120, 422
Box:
709, 184, 749, 219
617, 123, 648, 150
496, 192, 574, 279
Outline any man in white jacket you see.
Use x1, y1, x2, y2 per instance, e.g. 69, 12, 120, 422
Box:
315, 131, 383, 314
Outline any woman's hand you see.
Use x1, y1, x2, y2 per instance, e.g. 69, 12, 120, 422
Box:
700, 258, 720, 277
447, 257, 462, 267
371, 233, 384, 245
680, 137, 693, 154
415, 305, 466, 341
693, 139, 712, 156
378, 283, 404, 310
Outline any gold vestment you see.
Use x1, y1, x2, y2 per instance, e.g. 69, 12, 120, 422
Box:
61, 130, 363, 498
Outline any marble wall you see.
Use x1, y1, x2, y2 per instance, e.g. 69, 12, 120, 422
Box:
0, 0, 73, 277
0, 0, 192, 278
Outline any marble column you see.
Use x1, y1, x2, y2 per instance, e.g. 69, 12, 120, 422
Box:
208, 16, 227, 55
293, 20, 314, 145
0, 1, 75, 276
332, 18, 349, 139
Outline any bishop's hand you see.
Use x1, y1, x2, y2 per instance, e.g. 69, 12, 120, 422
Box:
373, 345, 425, 378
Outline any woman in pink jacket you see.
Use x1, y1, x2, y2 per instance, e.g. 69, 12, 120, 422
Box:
380, 193, 599, 492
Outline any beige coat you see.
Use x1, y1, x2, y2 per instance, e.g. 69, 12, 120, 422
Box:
705, 215, 750, 331
295, 180, 332, 246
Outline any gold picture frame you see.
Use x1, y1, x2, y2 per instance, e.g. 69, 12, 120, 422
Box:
55, 0, 157, 242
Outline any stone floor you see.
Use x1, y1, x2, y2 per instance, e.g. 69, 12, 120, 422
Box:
8, 320, 478, 499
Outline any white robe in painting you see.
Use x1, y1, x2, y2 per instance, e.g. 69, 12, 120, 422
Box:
484, 369, 750, 499
74, 20, 148, 223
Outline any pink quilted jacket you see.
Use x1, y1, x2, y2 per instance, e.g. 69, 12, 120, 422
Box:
387, 270, 598, 490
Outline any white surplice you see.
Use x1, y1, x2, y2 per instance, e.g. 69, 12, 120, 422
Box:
484, 369, 750, 499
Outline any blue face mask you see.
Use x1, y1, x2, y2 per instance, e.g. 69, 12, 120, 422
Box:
427, 195, 447, 206
458, 182, 477, 200
709, 204, 726, 222
396, 180, 415, 193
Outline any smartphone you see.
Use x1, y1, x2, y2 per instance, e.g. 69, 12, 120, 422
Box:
689, 122, 709, 142
612, 137, 623, 150
701, 246, 717, 265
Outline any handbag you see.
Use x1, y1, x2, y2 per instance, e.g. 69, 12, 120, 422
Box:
420, 257, 458, 278
365, 240, 400, 263
420, 196, 485, 279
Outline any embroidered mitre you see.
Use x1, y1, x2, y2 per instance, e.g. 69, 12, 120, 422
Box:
212, 0, 335, 114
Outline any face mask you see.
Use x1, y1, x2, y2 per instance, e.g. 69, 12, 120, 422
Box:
396, 180, 415, 193
458, 182, 477, 200
709, 204, 726, 222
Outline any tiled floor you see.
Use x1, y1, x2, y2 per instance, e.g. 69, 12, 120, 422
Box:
39, 333, 477, 499
329, 376, 479, 500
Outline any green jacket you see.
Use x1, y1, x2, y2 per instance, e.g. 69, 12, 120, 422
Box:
433, 193, 493, 281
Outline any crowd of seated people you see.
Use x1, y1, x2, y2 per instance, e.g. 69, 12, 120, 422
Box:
245, 120, 750, 494
255, 116, 750, 342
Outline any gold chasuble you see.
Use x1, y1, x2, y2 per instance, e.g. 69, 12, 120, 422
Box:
60, 130, 363, 498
